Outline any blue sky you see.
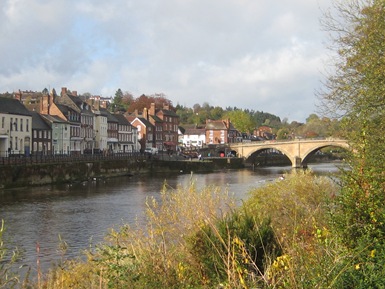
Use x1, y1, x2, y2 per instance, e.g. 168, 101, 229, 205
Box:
1, 0, 333, 122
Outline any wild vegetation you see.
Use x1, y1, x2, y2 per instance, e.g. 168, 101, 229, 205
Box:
319, 0, 385, 287
0, 170, 343, 289
1, 0, 385, 287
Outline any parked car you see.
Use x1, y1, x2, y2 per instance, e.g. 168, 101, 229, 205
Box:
144, 147, 158, 155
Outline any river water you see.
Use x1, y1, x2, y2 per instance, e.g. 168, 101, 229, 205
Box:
0, 163, 342, 277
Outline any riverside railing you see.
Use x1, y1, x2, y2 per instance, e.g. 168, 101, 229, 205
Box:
0, 152, 145, 166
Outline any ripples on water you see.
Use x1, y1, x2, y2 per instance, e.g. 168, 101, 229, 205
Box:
0, 163, 343, 277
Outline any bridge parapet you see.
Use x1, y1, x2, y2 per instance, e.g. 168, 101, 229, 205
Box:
229, 138, 349, 168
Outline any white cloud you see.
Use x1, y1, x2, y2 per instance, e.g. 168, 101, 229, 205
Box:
0, 0, 333, 122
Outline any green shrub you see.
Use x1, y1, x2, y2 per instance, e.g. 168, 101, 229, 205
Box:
243, 170, 344, 288
188, 211, 281, 287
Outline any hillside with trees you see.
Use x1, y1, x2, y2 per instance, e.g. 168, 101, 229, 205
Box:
108, 91, 343, 139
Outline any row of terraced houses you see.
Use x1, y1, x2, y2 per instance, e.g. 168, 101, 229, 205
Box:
0, 88, 261, 157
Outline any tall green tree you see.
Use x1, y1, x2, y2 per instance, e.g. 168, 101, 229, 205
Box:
223, 110, 255, 133
321, 1, 385, 286
111, 88, 124, 112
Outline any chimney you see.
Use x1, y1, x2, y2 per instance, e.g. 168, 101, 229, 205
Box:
143, 108, 148, 120
14, 90, 22, 101
150, 103, 156, 116
100, 100, 107, 109
40, 92, 50, 114
134, 109, 138, 116
163, 103, 169, 111
61, 87, 67, 96
72, 90, 77, 96
226, 118, 230, 128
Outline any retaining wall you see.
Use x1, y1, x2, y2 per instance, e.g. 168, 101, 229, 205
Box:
0, 158, 245, 189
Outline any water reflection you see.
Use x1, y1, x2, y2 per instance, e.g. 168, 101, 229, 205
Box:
0, 163, 342, 276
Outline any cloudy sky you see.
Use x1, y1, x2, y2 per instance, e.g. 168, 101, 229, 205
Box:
1, 0, 334, 122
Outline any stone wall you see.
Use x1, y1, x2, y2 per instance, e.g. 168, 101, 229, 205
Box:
0, 158, 245, 189
0, 159, 146, 189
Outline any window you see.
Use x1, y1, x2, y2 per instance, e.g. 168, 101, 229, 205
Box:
20, 119, 23, 131
26, 119, 29, 132
1, 117, 4, 129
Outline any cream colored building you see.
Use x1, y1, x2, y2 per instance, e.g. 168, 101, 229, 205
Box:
0, 98, 33, 157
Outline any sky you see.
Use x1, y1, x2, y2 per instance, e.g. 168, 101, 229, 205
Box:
1, 0, 334, 122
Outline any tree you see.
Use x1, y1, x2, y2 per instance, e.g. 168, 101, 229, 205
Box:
276, 127, 290, 140
126, 93, 172, 114
80, 92, 92, 101
111, 89, 124, 112
223, 110, 255, 133
209, 106, 224, 120
321, 1, 385, 286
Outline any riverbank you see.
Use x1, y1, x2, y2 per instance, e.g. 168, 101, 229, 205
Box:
1, 169, 347, 289
0, 157, 245, 189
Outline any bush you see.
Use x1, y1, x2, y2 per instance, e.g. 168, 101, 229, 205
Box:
243, 170, 343, 288
37, 171, 353, 288
188, 211, 281, 288
91, 180, 239, 289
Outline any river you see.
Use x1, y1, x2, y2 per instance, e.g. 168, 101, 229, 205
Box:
0, 163, 342, 277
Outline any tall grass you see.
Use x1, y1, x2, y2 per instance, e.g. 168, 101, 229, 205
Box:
16, 170, 356, 288
244, 170, 345, 288
0, 219, 26, 289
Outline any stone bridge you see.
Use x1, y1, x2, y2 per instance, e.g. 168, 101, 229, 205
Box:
229, 138, 350, 168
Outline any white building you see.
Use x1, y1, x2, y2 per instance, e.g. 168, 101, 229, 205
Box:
95, 109, 108, 152
182, 127, 206, 148
0, 98, 32, 157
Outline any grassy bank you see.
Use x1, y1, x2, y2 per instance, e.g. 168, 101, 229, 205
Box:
0, 170, 369, 288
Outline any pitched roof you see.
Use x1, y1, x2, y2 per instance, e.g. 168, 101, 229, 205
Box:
31, 111, 51, 130
184, 128, 206, 135
0, 97, 32, 116
99, 108, 110, 117
150, 114, 163, 122
40, 114, 67, 124
56, 103, 79, 116
157, 108, 178, 117
106, 112, 118, 122
133, 117, 153, 128
205, 120, 228, 130
114, 114, 131, 126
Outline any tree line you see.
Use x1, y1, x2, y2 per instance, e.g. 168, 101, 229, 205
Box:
109, 88, 343, 139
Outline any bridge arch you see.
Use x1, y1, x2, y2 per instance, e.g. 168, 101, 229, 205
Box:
301, 144, 350, 167
244, 146, 292, 160
243, 146, 292, 167
229, 139, 350, 168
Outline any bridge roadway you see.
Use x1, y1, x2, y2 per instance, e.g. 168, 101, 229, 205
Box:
229, 138, 349, 168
